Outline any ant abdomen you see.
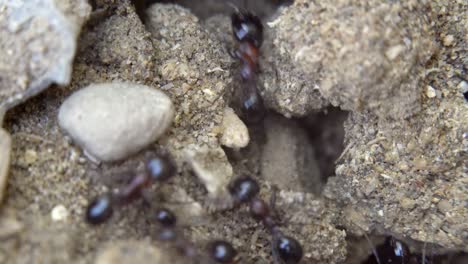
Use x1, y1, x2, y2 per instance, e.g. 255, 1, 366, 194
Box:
86, 193, 114, 225
239, 82, 266, 124
275, 235, 303, 264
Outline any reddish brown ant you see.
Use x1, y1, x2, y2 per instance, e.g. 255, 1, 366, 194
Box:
85, 153, 177, 225
154, 207, 239, 264
85, 154, 239, 263
230, 8, 266, 124
229, 177, 303, 264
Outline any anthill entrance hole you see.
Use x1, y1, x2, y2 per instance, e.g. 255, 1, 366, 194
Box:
139, 0, 292, 20
300, 106, 349, 184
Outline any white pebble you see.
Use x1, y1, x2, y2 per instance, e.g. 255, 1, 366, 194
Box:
426, 85, 436, 98
51, 204, 69, 221
183, 144, 232, 197
58, 82, 174, 162
0, 128, 11, 204
442, 34, 454, 46
220, 107, 249, 149
385, 45, 405, 60
458, 80, 468, 93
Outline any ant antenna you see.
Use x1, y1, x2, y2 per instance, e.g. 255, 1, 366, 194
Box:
226, 1, 240, 13
421, 241, 427, 264
242, 0, 248, 10
363, 232, 381, 264
271, 232, 282, 264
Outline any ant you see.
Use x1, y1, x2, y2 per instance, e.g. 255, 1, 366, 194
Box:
362, 236, 441, 264
229, 176, 303, 264
154, 207, 239, 264
230, 7, 266, 124
86, 153, 177, 225
85, 153, 239, 263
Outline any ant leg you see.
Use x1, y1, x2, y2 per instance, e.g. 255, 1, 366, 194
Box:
256, 63, 263, 74
363, 232, 381, 264
269, 185, 284, 225
271, 234, 281, 264
421, 241, 427, 264
227, 46, 239, 60
270, 185, 278, 211
140, 188, 157, 208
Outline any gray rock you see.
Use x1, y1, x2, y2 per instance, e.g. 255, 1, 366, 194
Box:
58, 82, 174, 162
269, 0, 435, 119
183, 144, 234, 210
0, 128, 11, 204
0, 0, 91, 111
324, 96, 468, 250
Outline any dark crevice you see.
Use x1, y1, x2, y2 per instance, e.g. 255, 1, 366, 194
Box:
143, 0, 291, 20
131, 0, 148, 22
358, 235, 468, 264
300, 106, 349, 184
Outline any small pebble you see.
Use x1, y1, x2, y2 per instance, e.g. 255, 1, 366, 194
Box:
184, 144, 233, 197
442, 34, 455, 46
458, 80, 468, 101
0, 128, 11, 204
385, 45, 405, 60
437, 199, 452, 214
58, 82, 174, 162
0, 214, 23, 239
24, 149, 38, 165
400, 197, 416, 209
220, 107, 249, 149
51, 204, 69, 221
95, 241, 172, 264
425, 85, 436, 98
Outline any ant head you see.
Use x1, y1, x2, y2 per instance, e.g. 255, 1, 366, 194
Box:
146, 153, 177, 182
154, 208, 177, 227
229, 176, 260, 203
231, 11, 263, 48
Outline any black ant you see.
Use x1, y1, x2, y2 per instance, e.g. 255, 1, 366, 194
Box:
85, 153, 177, 225
362, 236, 444, 264
229, 176, 303, 264
154, 207, 239, 264
230, 8, 266, 124
85, 154, 239, 263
